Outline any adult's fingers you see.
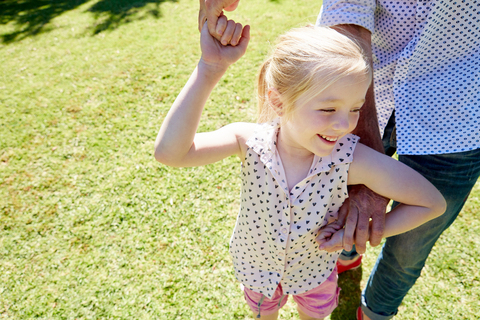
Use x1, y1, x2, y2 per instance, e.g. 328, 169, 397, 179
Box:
336, 201, 348, 225
224, 0, 240, 11
198, 0, 207, 32
342, 199, 358, 252
206, 0, 236, 39
354, 208, 370, 254
369, 196, 388, 246
369, 211, 385, 247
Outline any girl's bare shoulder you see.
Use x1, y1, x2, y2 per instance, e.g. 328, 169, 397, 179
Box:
222, 122, 257, 158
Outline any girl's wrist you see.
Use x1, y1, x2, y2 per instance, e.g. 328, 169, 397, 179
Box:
198, 58, 229, 78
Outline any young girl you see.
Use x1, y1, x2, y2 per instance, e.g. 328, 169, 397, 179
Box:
155, 18, 446, 320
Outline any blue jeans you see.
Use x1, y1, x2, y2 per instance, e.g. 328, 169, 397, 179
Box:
359, 115, 480, 319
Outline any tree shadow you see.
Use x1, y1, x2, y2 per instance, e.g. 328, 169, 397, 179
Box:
87, 0, 177, 35
0, 0, 177, 44
0, 0, 88, 43
331, 267, 363, 320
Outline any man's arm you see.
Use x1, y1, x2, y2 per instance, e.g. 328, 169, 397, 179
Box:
332, 25, 382, 152
332, 24, 389, 252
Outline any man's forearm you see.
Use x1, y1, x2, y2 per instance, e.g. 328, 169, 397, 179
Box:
355, 84, 384, 152
333, 24, 384, 153
332, 24, 387, 249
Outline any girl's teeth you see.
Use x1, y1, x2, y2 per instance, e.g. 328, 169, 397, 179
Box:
321, 135, 337, 142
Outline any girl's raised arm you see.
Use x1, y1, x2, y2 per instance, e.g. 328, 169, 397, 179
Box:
347, 144, 446, 238
155, 21, 250, 167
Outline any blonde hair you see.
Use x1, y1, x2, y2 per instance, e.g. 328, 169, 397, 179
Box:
257, 26, 372, 123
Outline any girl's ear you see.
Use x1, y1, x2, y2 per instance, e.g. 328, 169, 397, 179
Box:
267, 88, 284, 117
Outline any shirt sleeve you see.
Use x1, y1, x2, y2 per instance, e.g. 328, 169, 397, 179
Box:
316, 0, 376, 34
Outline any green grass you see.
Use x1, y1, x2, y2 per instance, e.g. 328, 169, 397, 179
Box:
1, 0, 479, 319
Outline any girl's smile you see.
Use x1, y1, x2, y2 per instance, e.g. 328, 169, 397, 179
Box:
318, 134, 338, 143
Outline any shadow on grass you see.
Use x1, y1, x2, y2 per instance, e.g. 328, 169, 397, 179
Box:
0, 0, 177, 44
331, 267, 363, 320
87, 0, 177, 34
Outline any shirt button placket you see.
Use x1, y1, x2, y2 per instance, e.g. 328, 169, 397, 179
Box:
276, 195, 289, 273
277, 195, 291, 274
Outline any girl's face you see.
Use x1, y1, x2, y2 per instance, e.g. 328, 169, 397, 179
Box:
278, 74, 370, 158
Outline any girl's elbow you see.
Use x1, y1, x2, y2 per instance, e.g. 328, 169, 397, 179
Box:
154, 146, 180, 167
432, 195, 447, 219
154, 149, 166, 164
154, 148, 168, 165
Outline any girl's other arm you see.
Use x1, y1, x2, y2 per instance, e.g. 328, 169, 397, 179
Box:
155, 21, 250, 167
347, 144, 446, 237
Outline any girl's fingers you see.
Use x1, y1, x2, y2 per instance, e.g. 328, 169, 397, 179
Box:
316, 230, 336, 243
319, 239, 342, 251
216, 14, 228, 37
221, 19, 236, 45
230, 22, 243, 46
318, 225, 339, 234
316, 234, 331, 242
236, 24, 250, 49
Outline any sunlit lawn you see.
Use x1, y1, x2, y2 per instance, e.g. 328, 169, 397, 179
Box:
1, 0, 479, 319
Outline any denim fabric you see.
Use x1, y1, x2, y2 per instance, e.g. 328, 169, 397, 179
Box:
360, 118, 480, 319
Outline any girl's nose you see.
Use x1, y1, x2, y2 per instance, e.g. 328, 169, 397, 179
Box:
331, 114, 350, 131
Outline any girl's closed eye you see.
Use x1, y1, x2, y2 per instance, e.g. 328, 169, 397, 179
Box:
318, 107, 360, 113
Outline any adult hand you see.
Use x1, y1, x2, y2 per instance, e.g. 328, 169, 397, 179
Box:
330, 24, 388, 253
199, 0, 241, 38
338, 185, 389, 253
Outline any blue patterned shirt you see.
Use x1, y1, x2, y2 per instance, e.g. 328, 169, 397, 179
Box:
317, 0, 480, 155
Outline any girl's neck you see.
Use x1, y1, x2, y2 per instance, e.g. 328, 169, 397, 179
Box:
276, 127, 314, 161
276, 128, 315, 191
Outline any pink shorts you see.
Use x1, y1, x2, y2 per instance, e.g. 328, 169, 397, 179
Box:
243, 268, 340, 318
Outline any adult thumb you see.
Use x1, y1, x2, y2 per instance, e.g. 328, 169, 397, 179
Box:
224, 0, 240, 11
205, 1, 225, 38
